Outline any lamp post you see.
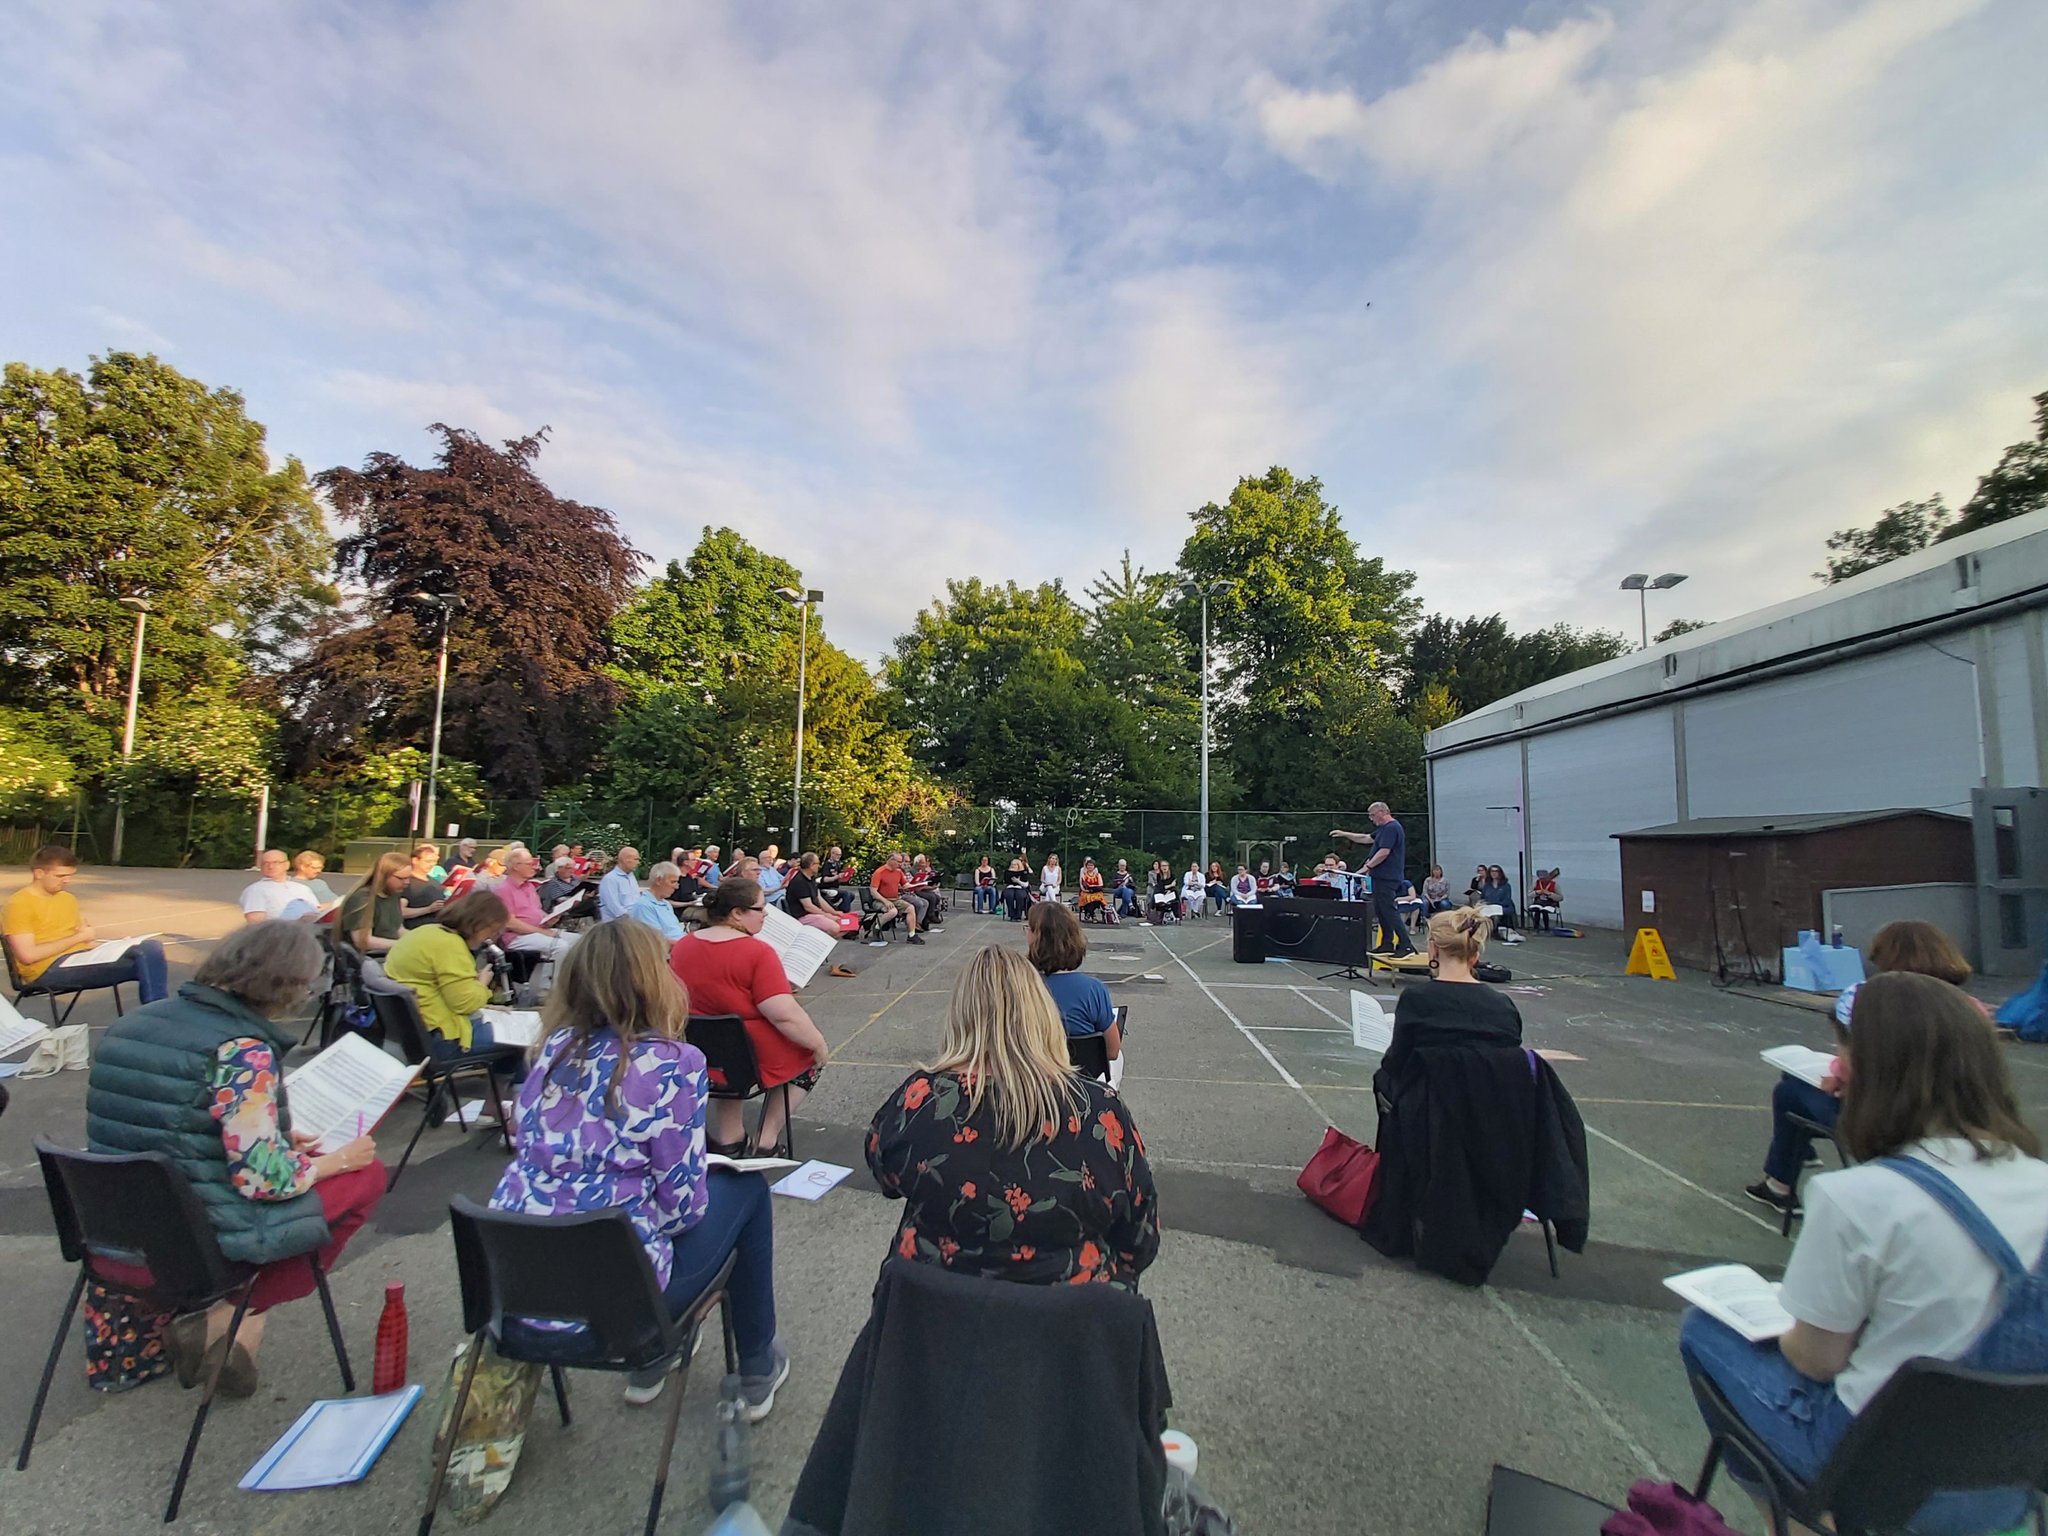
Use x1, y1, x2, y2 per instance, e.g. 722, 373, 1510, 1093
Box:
413, 594, 459, 844
1619, 572, 1688, 647
1174, 579, 1235, 878
110, 596, 152, 865
775, 587, 823, 852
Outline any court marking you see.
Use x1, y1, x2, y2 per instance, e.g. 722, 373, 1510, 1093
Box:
830, 949, 959, 1054
1484, 1289, 1664, 1479
1245, 1025, 1348, 1034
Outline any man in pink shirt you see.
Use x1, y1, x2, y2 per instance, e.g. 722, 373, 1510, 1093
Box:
500, 849, 578, 967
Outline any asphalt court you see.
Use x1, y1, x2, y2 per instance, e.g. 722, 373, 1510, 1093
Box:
6, 873, 2046, 1534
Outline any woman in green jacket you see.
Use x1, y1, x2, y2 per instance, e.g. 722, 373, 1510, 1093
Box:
382, 892, 512, 1059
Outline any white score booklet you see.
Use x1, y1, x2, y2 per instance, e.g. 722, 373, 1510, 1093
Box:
1760, 1045, 1835, 1090
283, 1034, 423, 1154
1664, 1264, 1795, 1342
758, 903, 837, 988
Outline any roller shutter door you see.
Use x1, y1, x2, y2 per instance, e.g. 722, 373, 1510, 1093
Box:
1525, 709, 1678, 928
1428, 743, 1525, 898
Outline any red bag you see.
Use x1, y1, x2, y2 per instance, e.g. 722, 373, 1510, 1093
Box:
1297, 1126, 1382, 1227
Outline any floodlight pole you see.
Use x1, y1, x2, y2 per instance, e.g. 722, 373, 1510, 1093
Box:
1175, 579, 1234, 878
779, 588, 823, 851
110, 597, 151, 865
417, 595, 457, 843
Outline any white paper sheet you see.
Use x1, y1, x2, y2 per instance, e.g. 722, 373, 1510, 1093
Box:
57, 934, 157, 969
1663, 1264, 1794, 1342
1760, 1044, 1835, 1091
479, 1008, 544, 1048
770, 1159, 853, 1201
284, 1034, 421, 1153
757, 903, 838, 988
0, 996, 51, 1058
239, 1386, 422, 1490
1350, 991, 1393, 1053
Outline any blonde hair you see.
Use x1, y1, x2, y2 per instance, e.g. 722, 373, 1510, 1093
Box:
541, 919, 685, 1107
929, 946, 1084, 1149
1427, 905, 1492, 966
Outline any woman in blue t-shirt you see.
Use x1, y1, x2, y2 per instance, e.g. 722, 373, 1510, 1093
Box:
1026, 900, 1122, 1060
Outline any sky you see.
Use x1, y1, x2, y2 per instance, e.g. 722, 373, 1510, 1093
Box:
4, 0, 2045, 662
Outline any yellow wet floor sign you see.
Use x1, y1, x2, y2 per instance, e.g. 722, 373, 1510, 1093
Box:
1626, 927, 1677, 980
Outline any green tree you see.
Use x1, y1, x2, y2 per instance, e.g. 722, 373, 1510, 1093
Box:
1653, 617, 1711, 642
1403, 615, 1629, 716
0, 352, 333, 773
610, 529, 804, 694
1818, 496, 1950, 584
1940, 389, 2048, 541
1083, 553, 1203, 803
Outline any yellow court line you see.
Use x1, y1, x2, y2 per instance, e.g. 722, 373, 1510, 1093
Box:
831, 949, 959, 1055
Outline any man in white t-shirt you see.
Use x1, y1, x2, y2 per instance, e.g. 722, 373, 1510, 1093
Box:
240, 848, 322, 923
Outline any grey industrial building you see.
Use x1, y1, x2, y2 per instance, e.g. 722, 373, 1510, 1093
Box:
1423, 507, 2048, 973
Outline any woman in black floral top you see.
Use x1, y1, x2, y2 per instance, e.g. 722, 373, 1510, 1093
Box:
867, 946, 1159, 1289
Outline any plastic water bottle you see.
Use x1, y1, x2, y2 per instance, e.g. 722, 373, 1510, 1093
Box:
371, 1282, 409, 1395
703, 1503, 771, 1536
707, 1373, 751, 1511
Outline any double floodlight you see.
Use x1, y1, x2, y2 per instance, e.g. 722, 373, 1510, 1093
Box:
1619, 573, 1688, 592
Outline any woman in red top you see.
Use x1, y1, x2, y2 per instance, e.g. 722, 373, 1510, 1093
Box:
668, 878, 830, 1155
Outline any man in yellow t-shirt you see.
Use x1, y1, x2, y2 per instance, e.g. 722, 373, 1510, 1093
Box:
4, 845, 168, 1004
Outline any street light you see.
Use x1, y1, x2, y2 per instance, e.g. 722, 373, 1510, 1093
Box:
775, 587, 824, 851
413, 593, 460, 842
110, 596, 152, 865
1619, 572, 1688, 648
1172, 579, 1235, 878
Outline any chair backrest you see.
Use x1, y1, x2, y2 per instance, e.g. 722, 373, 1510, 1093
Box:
4, 937, 31, 992
685, 1013, 763, 1099
448, 1194, 678, 1371
1815, 1357, 2048, 1529
369, 987, 435, 1066
1066, 1033, 1112, 1082
35, 1139, 240, 1304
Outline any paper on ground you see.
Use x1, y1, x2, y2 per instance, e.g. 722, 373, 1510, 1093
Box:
1664, 1264, 1794, 1342
757, 903, 837, 988
284, 1034, 423, 1153
1761, 1044, 1835, 1091
770, 1160, 853, 1201
240, 1386, 422, 1490
1350, 991, 1393, 1053
0, 995, 51, 1058
479, 1008, 545, 1048
58, 934, 157, 969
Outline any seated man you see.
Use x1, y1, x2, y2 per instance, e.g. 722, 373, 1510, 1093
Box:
291, 850, 340, 906
536, 855, 582, 910
497, 849, 579, 967
699, 844, 725, 889
447, 837, 481, 871
5, 843, 169, 1003
758, 846, 787, 905
870, 852, 924, 946
817, 846, 857, 912
787, 853, 857, 936
598, 845, 642, 921
401, 842, 448, 928
905, 853, 945, 927
241, 847, 324, 923
626, 861, 686, 943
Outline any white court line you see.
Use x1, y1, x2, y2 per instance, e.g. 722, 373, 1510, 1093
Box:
1208, 982, 1338, 992
1245, 1025, 1348, 1034
1140, 926, 1336, 1125
1484, 1290, 1664, 1479
1582, 1124, 1782, 1234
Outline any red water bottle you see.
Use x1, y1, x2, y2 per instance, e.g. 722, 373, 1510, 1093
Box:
372, 1281, 409, 1395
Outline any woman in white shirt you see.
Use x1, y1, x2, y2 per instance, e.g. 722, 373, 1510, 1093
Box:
1179, 865, 1206, 918
1679, 972, 2045, 1534
1039, 854, 1062, 904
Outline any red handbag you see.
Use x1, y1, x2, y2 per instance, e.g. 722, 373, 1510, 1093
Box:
1297, 1126, 1382, 1227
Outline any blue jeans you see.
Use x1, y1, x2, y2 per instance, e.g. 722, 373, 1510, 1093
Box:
1679, 1311, 2028, 1535
665, 1169, 777, 1377
43, 938, 169, 1005
973, 887, 997, 914
428, 1017, 529, 1082
1764, 1075, 1840, 1185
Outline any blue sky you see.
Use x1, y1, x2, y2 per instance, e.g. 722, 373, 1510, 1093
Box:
5, 0, 2044, 661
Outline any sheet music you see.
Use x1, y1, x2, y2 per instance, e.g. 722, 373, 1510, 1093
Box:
1760, 1044, 1835, 1090
0, 998, 51, 1058
479, 1009, 545, 1048
546, 893, 581, 920
58, 934, 157, 969
1350, 991, 1393, 1053
757, 903, 837, 988
283, 1035, 421, 1154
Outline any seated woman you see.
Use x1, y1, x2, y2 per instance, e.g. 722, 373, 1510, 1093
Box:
1743, 919, 1984, 1216
1421, 864, 1452, 918
492, 920, 789, 1416
867, 944, 1156, 1287
973, 856, 997, 915
1681, 972, 2045, 1535
1001, 854, 1033, 922
668, 878, 829, 1156
1205, 861, 1229, 914
1027, 901, 1122, 1062
1147, 860, 1178, 923
1039, 854, 1063, 906
1478, 865, 1518, 931
384, 892, 524, 1066
1180, 864, 1206, 917
1228, 865, 1258, 906
84, 923, 384, 1396
291, 850, 340, 907
1111, 859, 1139, 917
1527, 868, 1561, 925
1075, 857, 1114, 924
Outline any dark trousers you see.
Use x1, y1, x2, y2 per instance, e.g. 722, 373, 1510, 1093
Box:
664, 1169, 777, 1377
1370, 885, 1414, 953
427, 1016, 529, 1082
44, 938, 170, 1005
1763, 1074, 1839, 1185
1002, 887, 1031, 920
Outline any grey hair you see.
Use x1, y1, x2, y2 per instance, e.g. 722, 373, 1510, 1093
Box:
194, 922, 325, 1019
647, 861, 682, 883
1368, 801, 1390, 815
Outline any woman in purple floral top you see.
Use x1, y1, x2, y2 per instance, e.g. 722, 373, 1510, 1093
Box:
490, 920, 789, 1416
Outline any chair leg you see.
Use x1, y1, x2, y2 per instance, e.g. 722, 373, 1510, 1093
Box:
167, 1279, 256, 1521
720, 1292, 738, 1375
485, 1067, 513, 1152
419, 1331, 487, 1536
1692, 1438, 1722, 1501
549, 1364, 572, 1426
643, 1358, 690, 1536
112, 983, 124, 1017
389, 1083, 448, 1191
311, 1256, 356, 1391
780, 1082, 796, 1160
16, 1270, 86, 1470
1543, 1219, 1560, 1279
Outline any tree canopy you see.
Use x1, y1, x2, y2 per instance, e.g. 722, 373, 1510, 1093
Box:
1402, 615, 1629, 719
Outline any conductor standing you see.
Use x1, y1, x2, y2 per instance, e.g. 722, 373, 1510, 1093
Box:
1332, 803, 1415, 956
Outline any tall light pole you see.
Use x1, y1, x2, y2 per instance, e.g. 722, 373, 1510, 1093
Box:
1175, 579, 1235, 878
1619, 571, 1688, 647
110, 596, 152, 865
414, 594, 459, 843
776, 587, 823, 851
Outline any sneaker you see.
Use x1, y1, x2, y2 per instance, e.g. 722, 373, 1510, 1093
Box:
622, 1371, 668, 1406
739, 1343, 791, 1423
1742, 1179, 1798, 1215
866, 938, 888, 947
906, 933, 926, 945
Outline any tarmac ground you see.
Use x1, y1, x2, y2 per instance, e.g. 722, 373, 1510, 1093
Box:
0, 867, 2042, 1535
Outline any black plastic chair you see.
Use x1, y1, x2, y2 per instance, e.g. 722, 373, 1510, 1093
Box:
857, 887, 900, 942
1691, 1357, 2048, 1536
17, 1140, 355, 1522
685, 1013, 798, 1158
370, 990, 523, 1189
1066, 1032, 1112, 1082
1781, 1111, 1848, 1238
6, 940, 126, 1027
422, 1196, 738, 1536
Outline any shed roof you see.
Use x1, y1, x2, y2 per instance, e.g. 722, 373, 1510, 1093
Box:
1613, 809, 1970, 841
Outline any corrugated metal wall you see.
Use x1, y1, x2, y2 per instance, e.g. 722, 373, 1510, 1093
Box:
1526, 710, 1679, 926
